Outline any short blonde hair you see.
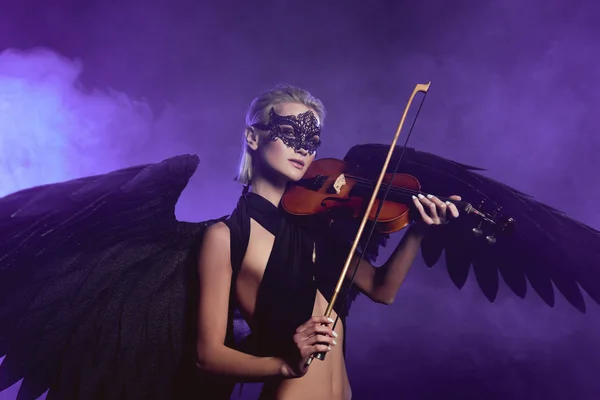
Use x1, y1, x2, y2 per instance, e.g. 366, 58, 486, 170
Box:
235, 84, 326, 185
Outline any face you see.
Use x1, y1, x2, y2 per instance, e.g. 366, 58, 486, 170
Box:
247, 102, 322, 183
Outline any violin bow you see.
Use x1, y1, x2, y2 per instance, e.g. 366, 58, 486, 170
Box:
306, 82, 431, 365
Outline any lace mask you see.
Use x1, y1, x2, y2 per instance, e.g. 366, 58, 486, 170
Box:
252, 107, 322, 154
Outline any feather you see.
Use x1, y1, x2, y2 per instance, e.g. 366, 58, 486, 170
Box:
0, 154, 216, 399
343, 144, 600, 313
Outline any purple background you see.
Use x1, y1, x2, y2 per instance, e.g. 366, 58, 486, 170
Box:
1, 0, 599, 398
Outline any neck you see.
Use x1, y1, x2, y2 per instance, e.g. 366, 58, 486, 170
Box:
249, 169, 288, 208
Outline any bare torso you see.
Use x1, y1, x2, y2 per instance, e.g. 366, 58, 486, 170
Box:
235, 219, 352, 400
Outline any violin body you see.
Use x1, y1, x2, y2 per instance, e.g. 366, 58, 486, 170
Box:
282, 158, 421, 234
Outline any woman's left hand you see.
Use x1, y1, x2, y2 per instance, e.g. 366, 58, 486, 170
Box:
411, 194, 461, 226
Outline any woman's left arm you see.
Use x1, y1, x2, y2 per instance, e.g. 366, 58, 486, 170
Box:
349, 194, 461, 304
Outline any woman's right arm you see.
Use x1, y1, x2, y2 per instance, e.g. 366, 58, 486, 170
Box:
195, 222, 286, 381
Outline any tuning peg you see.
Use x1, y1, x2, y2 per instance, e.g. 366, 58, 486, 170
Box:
485, 235, 496, 244
472, 219, 483, 236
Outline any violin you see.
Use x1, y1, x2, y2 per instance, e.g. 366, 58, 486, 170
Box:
282, 157, 513, 240
291, 82, 514, 365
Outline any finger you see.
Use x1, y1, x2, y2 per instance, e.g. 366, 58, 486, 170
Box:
442, 195, 460, 219
307, 323, 338, 338
296, 316, 333, 333
301, 344, 332, 358
426, 194, 446, 207
302, 334, 337, 347
412, 195, 434, 225
419, 194, 440, 224
444, 195, 461, 219
445, 201, 460, 219
426, 195, 448, 222
295, 325, 337, 344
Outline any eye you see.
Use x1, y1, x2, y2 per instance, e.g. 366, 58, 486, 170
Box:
280, 127, 296, 138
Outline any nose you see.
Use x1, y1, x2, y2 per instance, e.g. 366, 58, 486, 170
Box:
295, 147, 309, 156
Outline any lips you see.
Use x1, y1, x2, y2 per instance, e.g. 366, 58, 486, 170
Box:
289, 159, 305, 169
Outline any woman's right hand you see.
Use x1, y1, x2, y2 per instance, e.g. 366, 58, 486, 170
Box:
280, 315, 338, 378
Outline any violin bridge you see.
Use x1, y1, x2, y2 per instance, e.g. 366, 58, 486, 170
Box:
333, 174, 346, 194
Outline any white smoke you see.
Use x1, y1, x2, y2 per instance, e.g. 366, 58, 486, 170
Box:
0, 47, 155, 198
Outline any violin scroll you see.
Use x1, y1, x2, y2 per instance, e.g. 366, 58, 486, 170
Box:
463, 199, 515, 244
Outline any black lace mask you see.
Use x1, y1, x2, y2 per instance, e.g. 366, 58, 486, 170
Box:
252, 107, 322, 154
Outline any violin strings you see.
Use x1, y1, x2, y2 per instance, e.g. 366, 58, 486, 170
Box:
336, 174, 468, 207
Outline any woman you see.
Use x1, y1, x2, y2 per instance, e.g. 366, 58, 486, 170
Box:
3, 83, 597, 400
194, 84, 461, 399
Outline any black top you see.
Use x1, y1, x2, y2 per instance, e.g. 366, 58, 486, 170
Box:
225, 191, 317, 359
194, 191, 358, 398
224, 192, 355, 358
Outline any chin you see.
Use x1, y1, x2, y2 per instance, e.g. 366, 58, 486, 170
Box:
283, 168, 306, 182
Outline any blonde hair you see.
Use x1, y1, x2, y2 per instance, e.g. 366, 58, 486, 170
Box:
235, 84, 326, 185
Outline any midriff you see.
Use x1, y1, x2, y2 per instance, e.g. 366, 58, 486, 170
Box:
259, 290, 352, 400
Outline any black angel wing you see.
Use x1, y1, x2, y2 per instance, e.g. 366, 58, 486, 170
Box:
343, 143, 600, 313
0, 155, 216, 400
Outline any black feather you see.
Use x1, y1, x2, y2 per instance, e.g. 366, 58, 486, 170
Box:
344, 143, 600, 313
0, 154, 216, 400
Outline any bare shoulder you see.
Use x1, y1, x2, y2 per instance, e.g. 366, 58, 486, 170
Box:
202, 221, 230, 251
204, 221, 230, 246
197, 221, 231, 271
